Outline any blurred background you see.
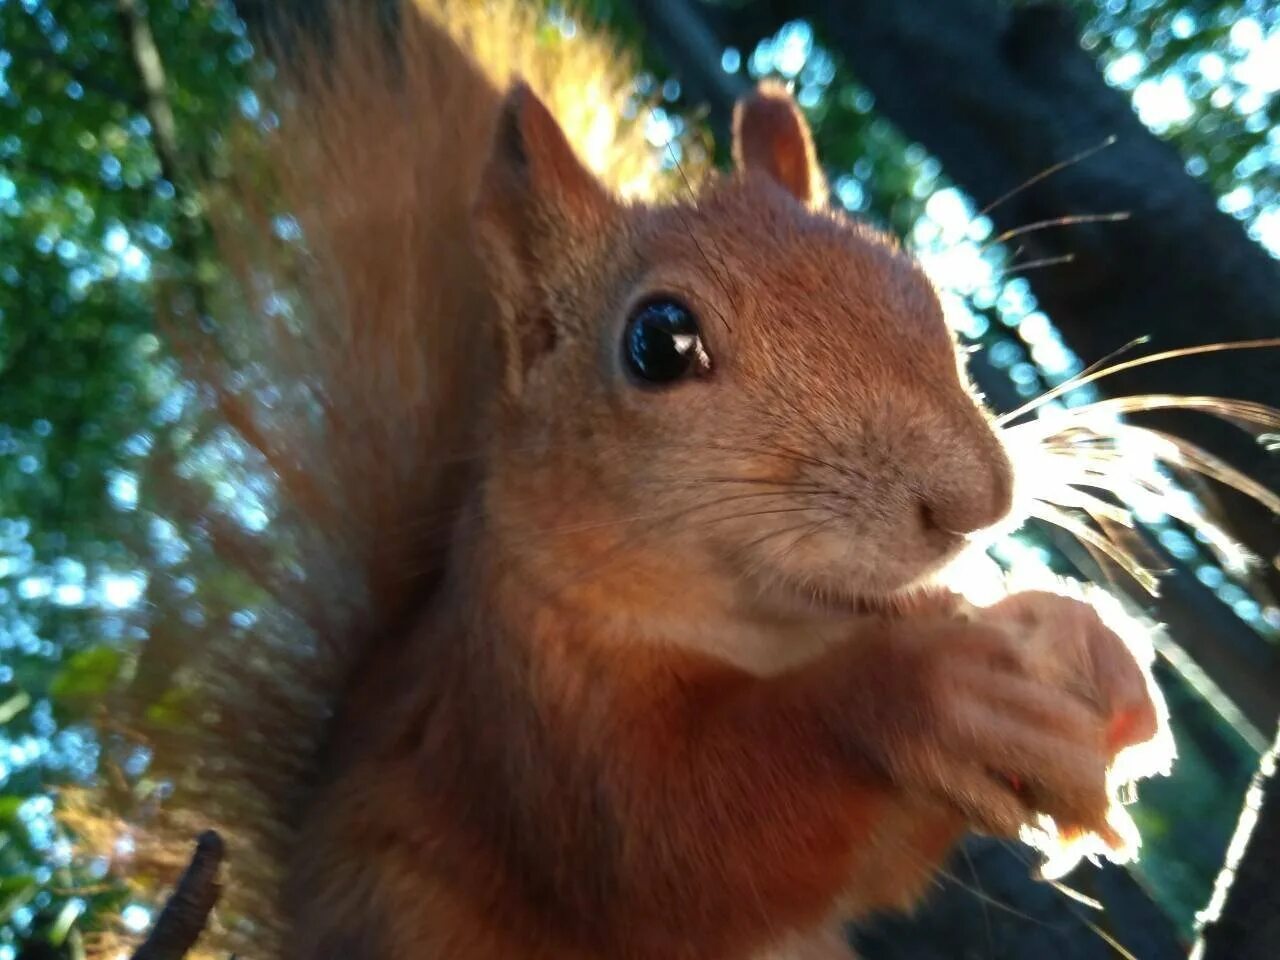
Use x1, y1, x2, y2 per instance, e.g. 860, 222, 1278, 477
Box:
0, 0, 1278, 957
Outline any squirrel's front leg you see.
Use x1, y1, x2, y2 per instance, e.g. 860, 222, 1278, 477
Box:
599, 615, 1117, 958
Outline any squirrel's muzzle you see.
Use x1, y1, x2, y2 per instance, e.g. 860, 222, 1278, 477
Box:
918, 418, 1015, 537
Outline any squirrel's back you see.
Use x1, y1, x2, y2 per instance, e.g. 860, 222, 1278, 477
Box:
87, 4, 677, 956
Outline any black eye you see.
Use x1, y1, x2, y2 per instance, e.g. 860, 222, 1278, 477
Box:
623, 298, 710, 385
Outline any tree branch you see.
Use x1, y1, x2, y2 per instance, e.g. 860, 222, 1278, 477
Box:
1196, 725, 1280, 960
114, 0, 209, 270
115, 0, 184, 190
112, 0, 213, 335
130, 831, 224, 960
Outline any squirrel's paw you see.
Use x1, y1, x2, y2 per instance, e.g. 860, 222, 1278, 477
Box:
874, 622, 1117, 843
978, 590, 1161, 755
973, 590, 1171, 874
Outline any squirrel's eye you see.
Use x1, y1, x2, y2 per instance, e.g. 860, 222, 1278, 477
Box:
623, 298, 710, 385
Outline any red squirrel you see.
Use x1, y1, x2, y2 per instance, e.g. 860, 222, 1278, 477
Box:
113, 4, 1169, 959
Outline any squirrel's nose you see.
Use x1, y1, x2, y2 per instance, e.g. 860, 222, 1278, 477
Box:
919, 432, 1014, 536
922, 481, 1009, 536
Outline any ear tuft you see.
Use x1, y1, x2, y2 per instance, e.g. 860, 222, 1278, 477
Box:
732, 82, 827, 208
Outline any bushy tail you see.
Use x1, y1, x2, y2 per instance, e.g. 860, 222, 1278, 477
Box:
74, 3, 678, 956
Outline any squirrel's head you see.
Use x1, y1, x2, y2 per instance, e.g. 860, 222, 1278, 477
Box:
472, 82, 1013, 619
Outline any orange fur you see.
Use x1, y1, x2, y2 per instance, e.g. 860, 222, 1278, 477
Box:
119, 5, 1167, 958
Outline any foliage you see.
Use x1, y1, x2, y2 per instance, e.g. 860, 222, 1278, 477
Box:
0, 1, 251, 955
1065, 0, 1280, 250
0, 0, 1275, 955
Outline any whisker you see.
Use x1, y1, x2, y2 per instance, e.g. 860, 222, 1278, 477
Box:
769, 440, 846, 476
689, 505, 829, 527
513, 493, 829, 544
1078, 917, 1141, 960
1024, 481, 1135, 526
995, 336, 1151, 428
991, 252, 1076, 282
1012, 412, 1264, 578
427, 478, 841, 604
363, 435, 853, 488
676, 475, 832, 490
978, 211, 1130, 255
769, 380, 846, 463
974, 135, 1118, 219
1063, 335, 1154, 386
1025, 501, 1162, 594
392, 464, 839, 542
870, 837, 1052, 927
1110, 425, 1280, 518
1008, 378, 1280, 583
1113, 395, 1279, 430
739, 517, 830, 555
776, 516, 837, 565
1021, 434, 1259, 575
1004, 846, 1146, 960
996, 338, 1280, 425
1033, 421, 1280, 523
1049, 879, 1104, 910
959, 844, 994, 957
663, 131, 736, 335
1007, 394, 1280, 438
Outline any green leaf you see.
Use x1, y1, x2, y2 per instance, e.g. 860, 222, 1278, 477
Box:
0, 873, 38, 925
49, 646, 125, 708
0, 796, 24, 826
0, 690, 32, 724
48, 896, 85, 946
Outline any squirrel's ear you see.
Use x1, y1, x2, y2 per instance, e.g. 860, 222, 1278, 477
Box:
474, 82, 615, 394
732, 82, 827, 208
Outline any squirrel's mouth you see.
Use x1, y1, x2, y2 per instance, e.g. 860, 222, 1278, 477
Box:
756, 538, 982, 621
760, 571, 925, 620
732, 525, 971, 620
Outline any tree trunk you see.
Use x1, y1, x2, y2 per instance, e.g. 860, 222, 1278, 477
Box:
1196, 726, 1280, 960
630, 0, 749, 156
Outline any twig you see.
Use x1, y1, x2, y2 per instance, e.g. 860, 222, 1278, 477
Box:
113, 0, 215, 329
130, 831, 225, 960
116, 0, 184, 190
114, 0, 209, 272
1195, 726, 1280, 960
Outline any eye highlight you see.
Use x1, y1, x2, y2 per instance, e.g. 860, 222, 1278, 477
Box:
623, 298, 711, 385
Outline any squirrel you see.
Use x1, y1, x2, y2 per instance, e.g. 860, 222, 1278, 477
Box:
94, 2, 1171, 959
